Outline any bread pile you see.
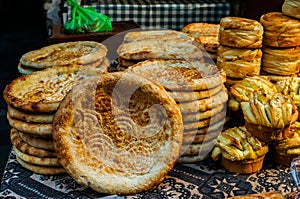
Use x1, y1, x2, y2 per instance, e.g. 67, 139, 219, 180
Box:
3, 65, 102, 175
18, 41, 110, 75
181, 22, 220, 62
119, 31, 228, 163
260, 12, 300, 82
216, 17, 264, 88
116, 30, 199, 71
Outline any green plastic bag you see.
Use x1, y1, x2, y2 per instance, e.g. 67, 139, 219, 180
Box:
64, 0, 112, 33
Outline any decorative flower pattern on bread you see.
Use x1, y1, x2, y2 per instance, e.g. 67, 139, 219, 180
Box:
228, 76, 277, 111
211, 126, 268, 161
240, 90, 298, 128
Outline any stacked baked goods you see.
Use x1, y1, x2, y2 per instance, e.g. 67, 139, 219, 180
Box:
116, 29, 199, 71
181, 22, 220, 62
17, 41, 110, 75
3, 65, 102, 175
211, 126, 269, 174
260, 12, 300, 82
125, 58, 227, 163
52, 72, 184, 194
217, 17, 264, 88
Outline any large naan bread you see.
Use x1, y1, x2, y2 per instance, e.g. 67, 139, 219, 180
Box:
3, 65, 102, 112
19, 41, 108, 69
53, 72, 183, 195
126, 59, 226, 91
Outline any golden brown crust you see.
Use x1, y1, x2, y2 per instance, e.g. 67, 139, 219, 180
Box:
260, 12, 300, 47
19, 41, 107, 69
195, 35, 219, 53
18, 131, 54, 150
220, 155, 265, 174
52, 72, 183, 195
126, 59, 226, 91
261, 46, 300, 75
181, 22, 220, 37
3, 65, 101, 112
219, 17, 263, 48
282, 0, 300, 19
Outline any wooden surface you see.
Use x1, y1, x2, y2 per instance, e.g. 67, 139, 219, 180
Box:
48, 20, 140, 44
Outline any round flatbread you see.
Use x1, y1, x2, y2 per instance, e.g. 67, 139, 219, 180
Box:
182, 103, 225, 123
184, 119, 225, 136
183, 111, 226, 131
20, 41, 107, 69
127, 59, 226, 91
182, 130, 221, 145
3, 65, 102, 112
13, 146, 61, 166
17, 63, 37, 75
18, 131, 54, 150
16, 156, 66, 175
7, 105, 54, 124
178, 88, 228, 113
52, 72, 183, 195
10, 128, 56, 158
180, 141, 215, 156
168, 84, 223, 102
7, 114, 52, 136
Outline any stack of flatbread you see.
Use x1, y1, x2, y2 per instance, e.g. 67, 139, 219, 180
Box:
126, 59, 227, 163
116, 30, 203, 71
182, 22, 220, 63
17, 41, 110, 75
3, 65, 102, 175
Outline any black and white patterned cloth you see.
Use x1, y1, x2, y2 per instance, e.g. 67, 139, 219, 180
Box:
0, 149, 297, 198
65, 0, 230, 30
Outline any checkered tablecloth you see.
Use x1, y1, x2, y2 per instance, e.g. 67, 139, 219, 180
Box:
65, 0, 230, 30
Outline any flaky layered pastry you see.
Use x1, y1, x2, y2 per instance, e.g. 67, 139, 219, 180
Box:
195, 35, 219, 53
241, 90, 298, 128
276, 77, 300, 108
282, 0, 300, 20
53, 72, 183, 195
211, 126, 268, 161
260, 12, 300, 47
217, 45, 262, 78
219, 17, 263, 48
228, 76, 277, 111
261, 46, 300, 75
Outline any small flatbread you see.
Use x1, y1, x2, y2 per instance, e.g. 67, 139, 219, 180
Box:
167, 84, 223, 102
127, 59, 226, 91
14, 146, 61, 166
7, 114, 52, 136
18, 131, 54, 150
178, 88, 228, 113
7, 105, 54, 124
183, 111, 226, 131
20, 41, 107, 69
10, 128, 56, 157
3, 65, 102, 112
184, 120, 225, 136
16, 156, 66, 175
123, 30, 194, 43
182, 130, 221, 145
117, 41, 203, 61
182, 103, 225, 123
180, 141, 215, 156
17, 63, 37, 75
52, 72, 183, 195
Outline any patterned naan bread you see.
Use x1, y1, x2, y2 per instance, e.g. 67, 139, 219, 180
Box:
3, 65, 102, 112
52, 72, 183, 194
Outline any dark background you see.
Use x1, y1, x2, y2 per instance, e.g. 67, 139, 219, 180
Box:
0, 0, 286, 180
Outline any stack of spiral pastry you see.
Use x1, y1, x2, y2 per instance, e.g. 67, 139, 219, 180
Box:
217, 17, 264, 88
260, 12, 300, 82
